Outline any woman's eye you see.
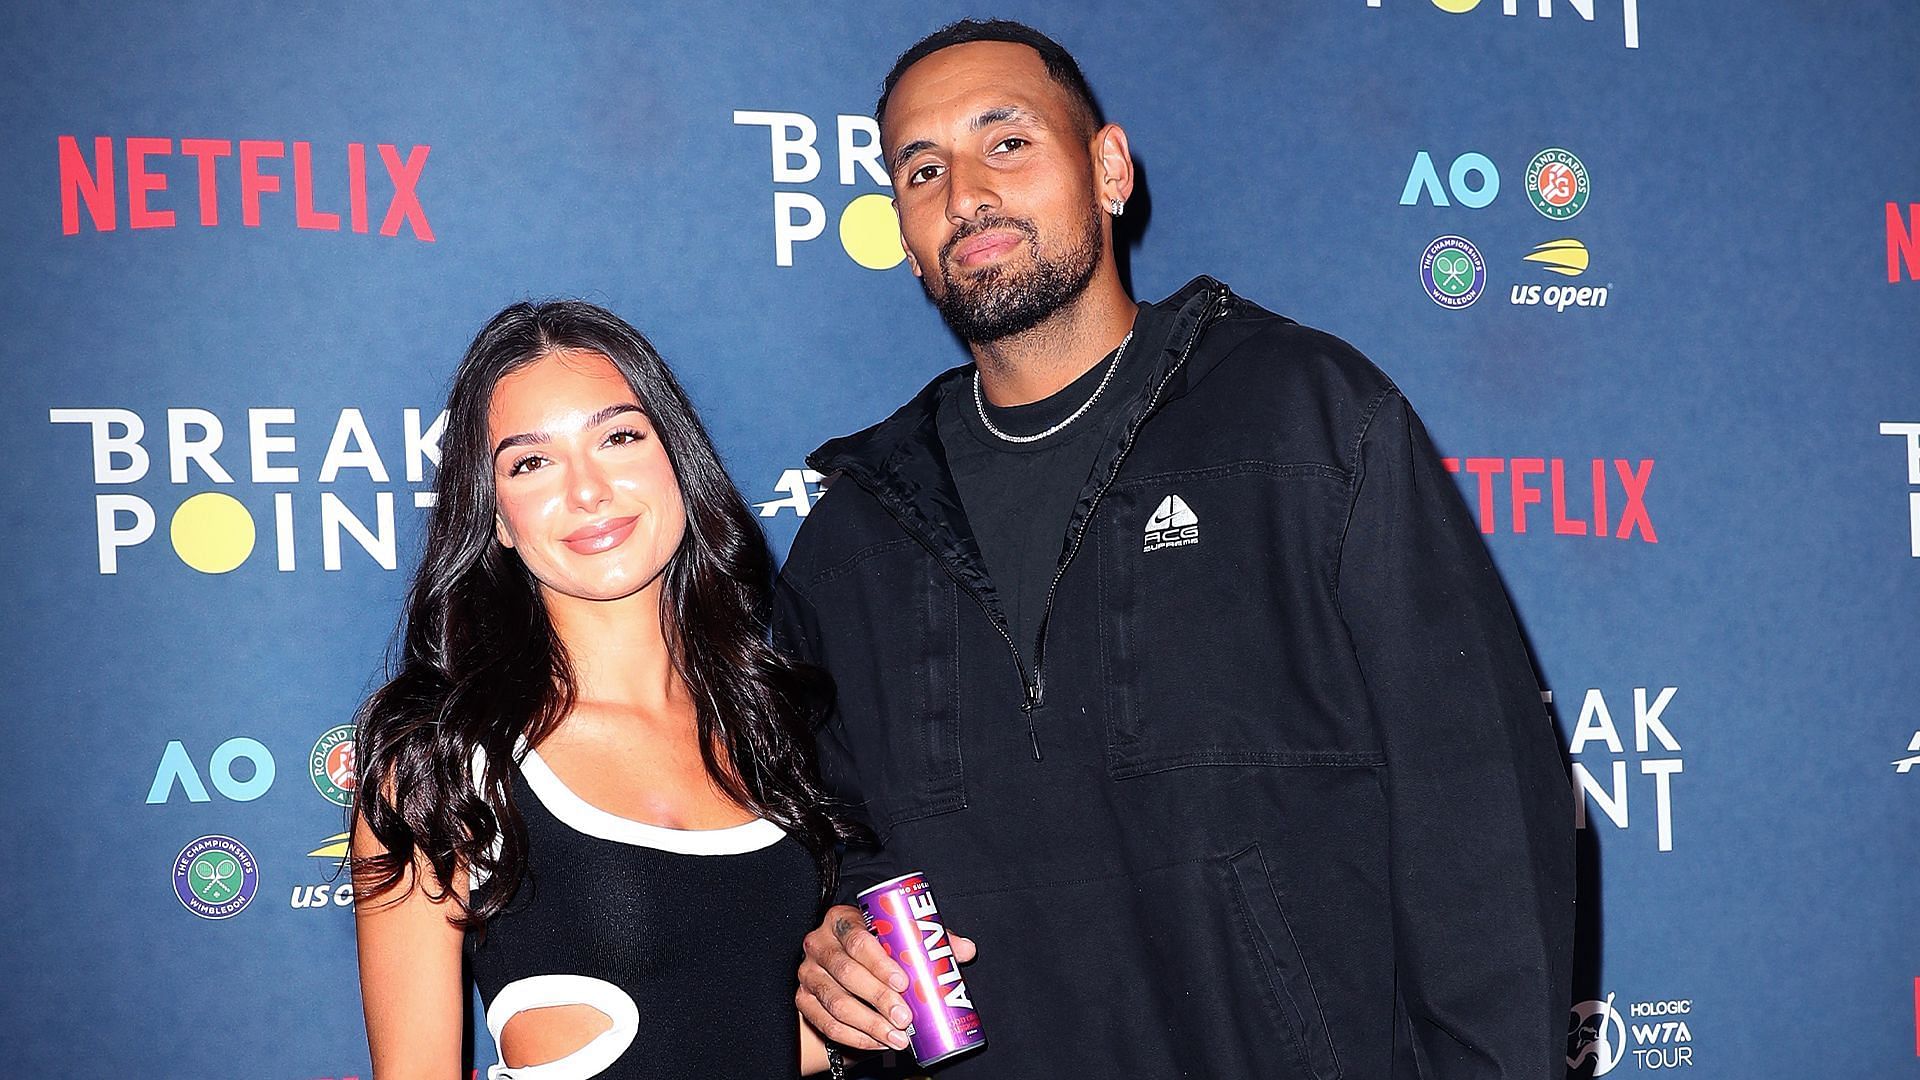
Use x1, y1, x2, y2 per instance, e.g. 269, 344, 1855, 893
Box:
508, 454, 546, 476
605, 427, 646, 447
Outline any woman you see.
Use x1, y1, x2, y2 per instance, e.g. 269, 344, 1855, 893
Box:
351, 300, 855, 1078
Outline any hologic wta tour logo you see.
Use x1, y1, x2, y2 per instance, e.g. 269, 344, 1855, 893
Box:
173, 834, 258, 920
310, 724, 357, 807
1421, 235, 1485, 308
1570, 994, 1698, 1074
1527, 148, 1589, 220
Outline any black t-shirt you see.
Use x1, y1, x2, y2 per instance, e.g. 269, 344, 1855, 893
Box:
936, 335, 1140, 668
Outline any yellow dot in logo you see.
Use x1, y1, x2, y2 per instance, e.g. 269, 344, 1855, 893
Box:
170, 492, 256, 574
838, 193, 906, 270
1430, 0, 1482, 11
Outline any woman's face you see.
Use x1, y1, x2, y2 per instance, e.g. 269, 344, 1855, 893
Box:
487, 349, 687, 605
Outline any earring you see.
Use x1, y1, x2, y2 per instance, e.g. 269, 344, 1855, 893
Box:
1108, 198, 1126, 217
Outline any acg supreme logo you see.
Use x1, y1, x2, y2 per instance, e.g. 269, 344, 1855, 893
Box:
733, 110, 904, 269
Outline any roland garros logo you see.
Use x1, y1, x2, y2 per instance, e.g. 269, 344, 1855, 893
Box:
1528, 148, 1589, 221
309, 724, 357, 807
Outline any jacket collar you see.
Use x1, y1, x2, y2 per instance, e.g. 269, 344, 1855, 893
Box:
808, 275, 1229, 484
803, 276, 1234, 633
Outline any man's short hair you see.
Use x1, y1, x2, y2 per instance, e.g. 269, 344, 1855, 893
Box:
876, 19, 1105, 137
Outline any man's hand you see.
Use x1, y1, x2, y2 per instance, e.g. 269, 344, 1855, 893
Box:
797, 904, 977, 1052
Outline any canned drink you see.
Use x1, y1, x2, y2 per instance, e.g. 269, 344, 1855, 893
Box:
857, 871, 987, 1067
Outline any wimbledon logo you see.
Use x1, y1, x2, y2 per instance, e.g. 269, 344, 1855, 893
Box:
1421, 235, 1485, 309
309, 724, 357, 807
173, 834, 259, 920
1528, 149, 1589, 220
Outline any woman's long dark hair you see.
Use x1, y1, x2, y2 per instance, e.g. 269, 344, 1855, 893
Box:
352, 300, 855, 928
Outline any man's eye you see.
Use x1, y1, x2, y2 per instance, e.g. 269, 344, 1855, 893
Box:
992, 137, 1029, 153
910, 163, 944, 185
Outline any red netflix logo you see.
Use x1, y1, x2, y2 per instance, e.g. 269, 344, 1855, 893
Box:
1890, 203, 1918, 283
58, 136, 432, 240
1442, 457, 1656, 542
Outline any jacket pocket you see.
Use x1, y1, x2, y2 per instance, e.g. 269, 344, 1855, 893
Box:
1229, 842, 1343, 1080
937, 856, 1333, 1079
807, 539, 964, 839
1097, 465, 1382, 778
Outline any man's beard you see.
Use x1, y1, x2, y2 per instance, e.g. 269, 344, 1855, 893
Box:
926, 206, 1103, 344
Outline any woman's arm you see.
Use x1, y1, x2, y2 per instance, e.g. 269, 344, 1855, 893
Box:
353, 805, 469, 1079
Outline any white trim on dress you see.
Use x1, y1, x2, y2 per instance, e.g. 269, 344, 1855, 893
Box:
519, 746, 787, 855
485, 973, 640, 1080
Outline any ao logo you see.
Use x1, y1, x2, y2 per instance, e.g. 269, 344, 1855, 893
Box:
733, 111, 905, 269
1401, 151, 1500, 208
1568, 994, 1626, 1076
147, 737, 276, 803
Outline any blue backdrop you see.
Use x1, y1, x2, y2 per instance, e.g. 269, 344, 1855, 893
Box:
3, 2, 1917, 1077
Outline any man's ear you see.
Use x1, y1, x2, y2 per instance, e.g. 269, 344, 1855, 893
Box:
1094, 123, 1136, 207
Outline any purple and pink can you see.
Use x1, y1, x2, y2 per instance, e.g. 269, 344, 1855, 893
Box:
857, 871, 987, 1067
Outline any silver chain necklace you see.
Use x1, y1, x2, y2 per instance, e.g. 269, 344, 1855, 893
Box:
973, 330, 1134, 444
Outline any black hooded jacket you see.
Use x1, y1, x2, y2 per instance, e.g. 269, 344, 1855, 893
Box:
773, 277, 1574, 1079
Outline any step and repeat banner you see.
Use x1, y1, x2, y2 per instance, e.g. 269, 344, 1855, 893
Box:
2, 2, 1915, 1077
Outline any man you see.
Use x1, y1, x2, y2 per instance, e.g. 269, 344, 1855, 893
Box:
775, 19, 1574, 1079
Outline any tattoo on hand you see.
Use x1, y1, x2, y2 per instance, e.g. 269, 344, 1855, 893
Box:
833, 915, 856, 942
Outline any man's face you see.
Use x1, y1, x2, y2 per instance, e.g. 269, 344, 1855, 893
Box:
882, 41, 1108, 344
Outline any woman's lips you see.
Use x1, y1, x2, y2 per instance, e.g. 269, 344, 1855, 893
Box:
561, 515, 639, 555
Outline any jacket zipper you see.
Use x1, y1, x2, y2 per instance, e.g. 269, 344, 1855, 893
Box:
1021, 287, 1232, 759
858, 285, 1231, 764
